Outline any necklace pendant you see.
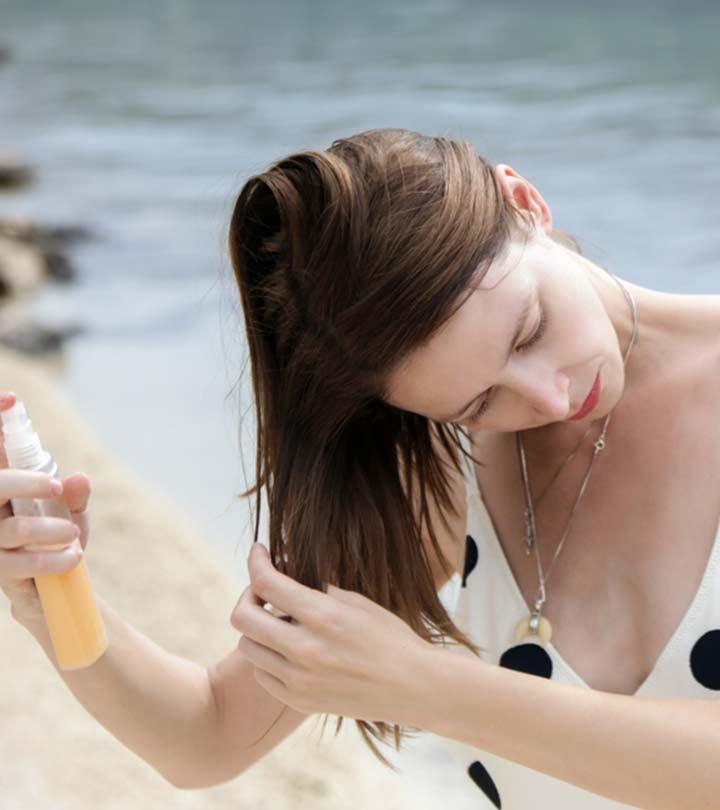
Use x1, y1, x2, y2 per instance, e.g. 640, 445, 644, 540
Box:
513, 607, 553, 647
593, 435, 606, 454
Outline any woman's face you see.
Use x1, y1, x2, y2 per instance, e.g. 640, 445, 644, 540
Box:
385, 226, 629, 434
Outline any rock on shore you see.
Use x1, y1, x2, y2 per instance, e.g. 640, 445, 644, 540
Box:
0, 217, 87, 354
0, 147, 32, 190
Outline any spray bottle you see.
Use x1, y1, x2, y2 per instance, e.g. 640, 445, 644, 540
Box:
1, 399, 108, 670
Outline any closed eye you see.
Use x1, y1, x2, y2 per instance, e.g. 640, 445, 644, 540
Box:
464, 308, 549, 422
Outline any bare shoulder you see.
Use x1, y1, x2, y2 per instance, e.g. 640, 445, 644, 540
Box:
632, 296, 720, 427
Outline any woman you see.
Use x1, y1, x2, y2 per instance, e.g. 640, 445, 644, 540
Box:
2, 128, 719, 807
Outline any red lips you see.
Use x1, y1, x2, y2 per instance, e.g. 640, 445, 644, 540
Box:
569, 370, 601, 420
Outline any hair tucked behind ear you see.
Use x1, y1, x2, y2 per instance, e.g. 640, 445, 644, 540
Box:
228, 128, 582, 768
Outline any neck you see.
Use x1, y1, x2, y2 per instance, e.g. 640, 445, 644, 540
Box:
495, 258, 720, 466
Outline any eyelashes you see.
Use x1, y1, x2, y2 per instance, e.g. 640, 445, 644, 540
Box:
465, 308, 549, 422
518, 307, 548, 351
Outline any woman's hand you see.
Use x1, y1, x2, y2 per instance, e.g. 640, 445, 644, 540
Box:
230, 542, 432, 727
0, 392, 93, 628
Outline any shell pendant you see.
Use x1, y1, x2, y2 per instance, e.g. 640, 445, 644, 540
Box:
513, 608, 553, 646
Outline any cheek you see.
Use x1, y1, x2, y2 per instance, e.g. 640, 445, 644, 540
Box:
555, 297, 610, 359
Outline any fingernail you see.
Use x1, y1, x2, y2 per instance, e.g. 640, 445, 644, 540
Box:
50, 479, 63, 495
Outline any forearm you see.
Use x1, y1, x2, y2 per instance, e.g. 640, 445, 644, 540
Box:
420, 648, 720, 810
23, 594, 219, 788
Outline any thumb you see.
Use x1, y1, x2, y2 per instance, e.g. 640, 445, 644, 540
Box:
59, 473, 92, 551
60, 473, 91, 514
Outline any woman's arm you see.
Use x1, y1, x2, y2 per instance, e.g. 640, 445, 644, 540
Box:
205, 636, 312, 788
419, 646, 720, 810
24, 592, 312, 790
24, 594, 219, 788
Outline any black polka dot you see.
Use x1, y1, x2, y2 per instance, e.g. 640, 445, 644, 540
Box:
689, 629, 720, 689
468, 760, 502, 808
462, 534, 478, 586
499, 643, 553, 679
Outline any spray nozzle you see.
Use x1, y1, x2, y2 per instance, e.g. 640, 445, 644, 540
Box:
1, 401, 29, 431
1, 399, 49, 470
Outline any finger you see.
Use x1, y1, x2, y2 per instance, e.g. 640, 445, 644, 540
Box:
71, 509, 90, 551
0, 392, 18, 468
0, 470, 63, 507
0, 544, 83, 580
247, 542, 325, 627
230, 582, 297, 657
59, 473, 91, 514
51, 474, 91, 551
45, 473, 91, 551
232, 581, 293, 620
237, 634, 291, 681
0, 469, 62, 523
0, 514, 79, 551
0, 392, 17, 417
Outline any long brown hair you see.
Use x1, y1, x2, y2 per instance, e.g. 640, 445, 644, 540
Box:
228, 128, 578, 767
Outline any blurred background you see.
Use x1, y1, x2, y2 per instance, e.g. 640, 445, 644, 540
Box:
1, 0, 719, 567
0, 1, 718, 805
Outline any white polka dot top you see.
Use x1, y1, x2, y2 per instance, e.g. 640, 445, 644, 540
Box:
435, 430, 720, 809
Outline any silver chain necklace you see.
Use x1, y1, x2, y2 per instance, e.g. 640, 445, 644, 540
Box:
513, 272, 639, 646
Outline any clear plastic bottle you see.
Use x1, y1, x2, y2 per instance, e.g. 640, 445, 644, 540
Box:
1, 399, 108, 670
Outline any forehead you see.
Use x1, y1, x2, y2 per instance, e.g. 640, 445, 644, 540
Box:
386, 250, 533, 410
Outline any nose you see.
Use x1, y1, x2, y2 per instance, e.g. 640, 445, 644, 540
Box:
516, 367, 571, 420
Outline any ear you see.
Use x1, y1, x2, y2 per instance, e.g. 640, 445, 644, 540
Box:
493, 163, 553, 236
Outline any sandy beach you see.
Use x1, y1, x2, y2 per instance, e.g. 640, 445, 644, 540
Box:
0, 345, 478, 809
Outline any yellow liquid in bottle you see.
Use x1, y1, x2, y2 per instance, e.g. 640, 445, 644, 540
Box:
20, 494, 109, 671
2, 399, 108, 670
34, 542, 109, 670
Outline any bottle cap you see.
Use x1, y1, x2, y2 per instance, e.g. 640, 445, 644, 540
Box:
0, 400, 49, 470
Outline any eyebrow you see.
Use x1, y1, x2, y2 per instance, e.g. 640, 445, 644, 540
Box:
441, 290, 536, 422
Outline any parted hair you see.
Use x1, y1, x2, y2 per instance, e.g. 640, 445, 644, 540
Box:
228, 127, 580, 767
